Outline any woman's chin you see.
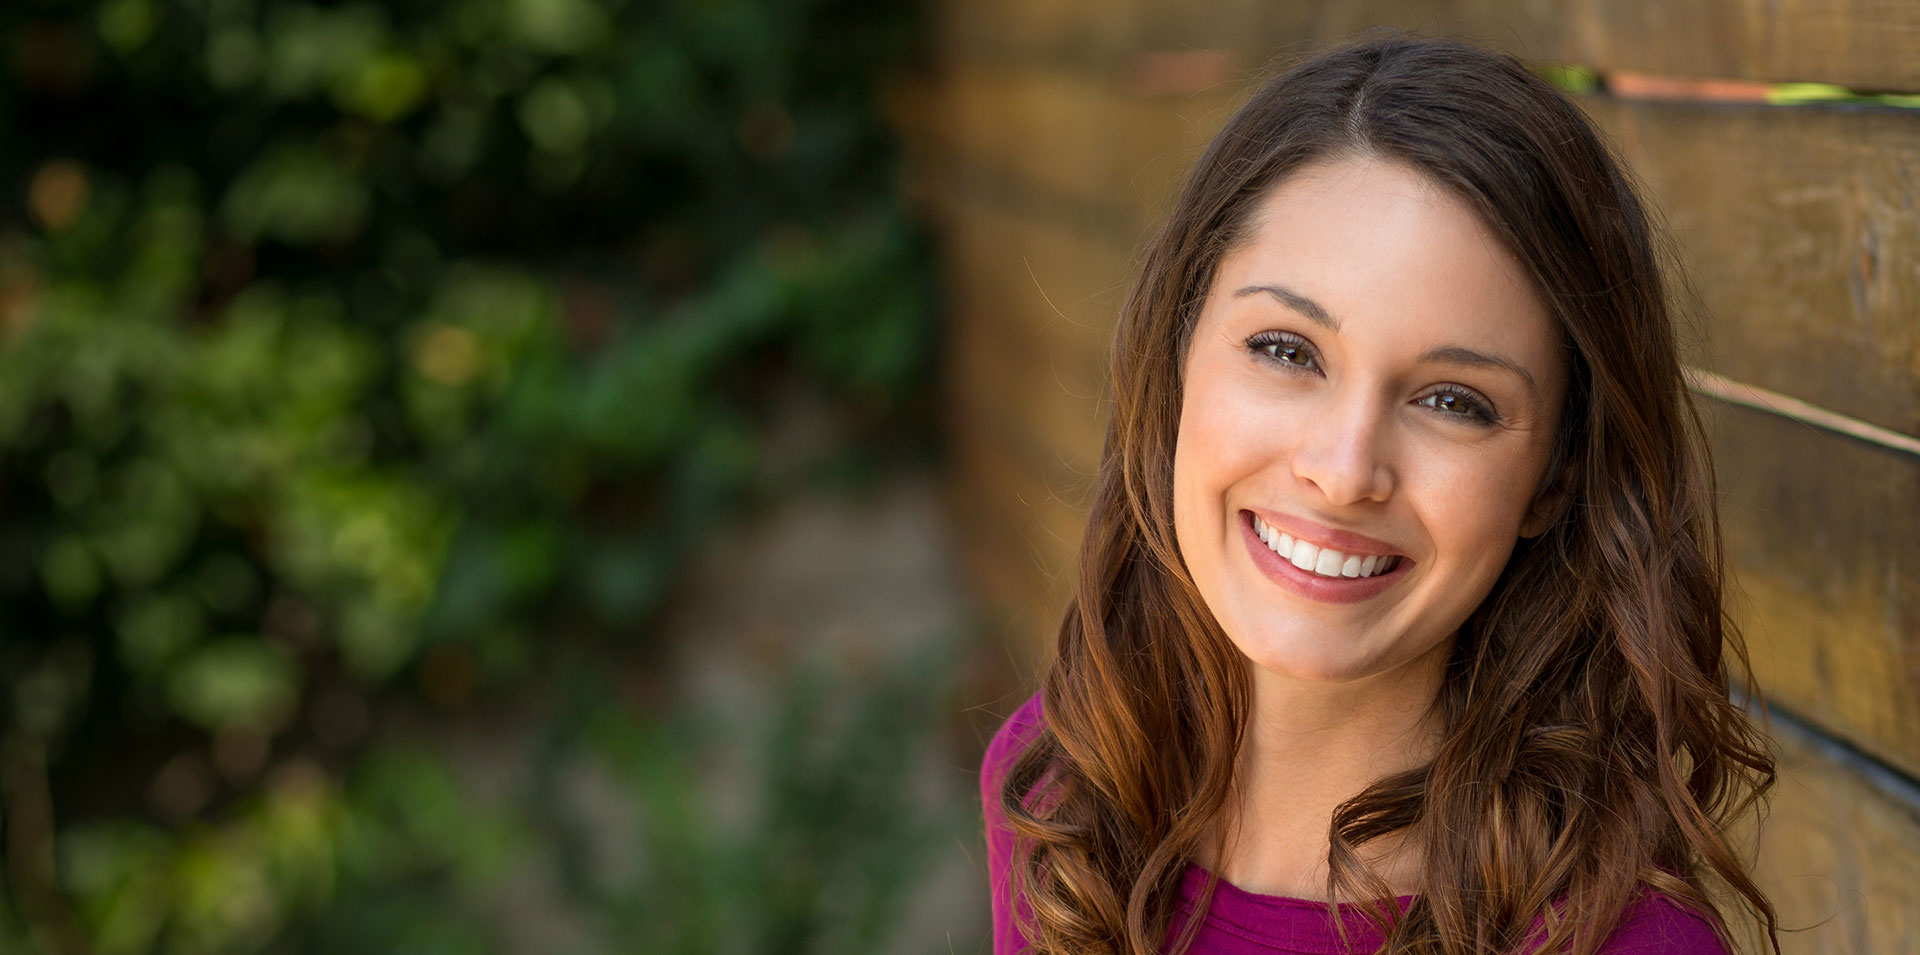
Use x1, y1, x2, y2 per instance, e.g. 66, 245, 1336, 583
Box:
1230, 635, 1384, 685
1226, 626, 1446, 687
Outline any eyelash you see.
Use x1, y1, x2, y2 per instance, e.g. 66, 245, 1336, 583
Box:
1244, 331, 1501, 426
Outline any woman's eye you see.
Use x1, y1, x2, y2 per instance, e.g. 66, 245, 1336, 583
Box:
1248, 333, 1318, 371
1416, 389, 1497, 424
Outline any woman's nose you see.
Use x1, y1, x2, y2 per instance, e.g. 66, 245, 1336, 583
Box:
1290, 399, 1394, 506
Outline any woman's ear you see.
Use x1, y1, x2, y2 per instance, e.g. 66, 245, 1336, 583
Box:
1520, 462, 1574, 538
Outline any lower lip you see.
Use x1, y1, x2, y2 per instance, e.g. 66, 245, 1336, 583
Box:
1239, 511, 1412, 605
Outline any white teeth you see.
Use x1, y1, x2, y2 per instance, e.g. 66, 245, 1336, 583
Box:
1290, 541, 1318, 571
1251, 516, 1398, 580
1314, 548, 1344, 576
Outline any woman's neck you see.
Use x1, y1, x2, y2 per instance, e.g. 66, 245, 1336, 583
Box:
1200, 645, 1450, 902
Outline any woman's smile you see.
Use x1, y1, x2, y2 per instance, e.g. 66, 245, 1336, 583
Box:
1248, 511, 1404, 578
1238, 510, 1412, 605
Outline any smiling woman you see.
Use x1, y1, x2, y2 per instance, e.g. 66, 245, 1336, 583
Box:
982, 34, 1780, 955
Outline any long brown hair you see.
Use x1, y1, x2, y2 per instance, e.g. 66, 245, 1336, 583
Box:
998, 32, 1780, 955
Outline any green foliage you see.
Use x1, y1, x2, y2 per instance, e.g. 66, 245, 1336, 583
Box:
0, 0, 945, 950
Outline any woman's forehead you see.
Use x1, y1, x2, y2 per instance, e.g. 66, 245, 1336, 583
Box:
1211, 157, 1557, 362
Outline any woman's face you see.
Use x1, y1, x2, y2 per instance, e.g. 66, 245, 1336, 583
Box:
1173, 156, 1568, 686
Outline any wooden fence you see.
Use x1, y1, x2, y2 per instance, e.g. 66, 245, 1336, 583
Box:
906, 2, 1920, 951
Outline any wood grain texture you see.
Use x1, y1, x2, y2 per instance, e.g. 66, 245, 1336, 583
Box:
936, 0, 1920, 91
949, 418, 1089, 669
1563, 0, 1920, 92
1747, 715, 1920, 955
1708, 400, 1920, 780
1585, 98, 1920, 440
936, 191, 1134, 661
923, 62, 1234, 227
931, 0, 1554, 72
938, 191, 1129, 475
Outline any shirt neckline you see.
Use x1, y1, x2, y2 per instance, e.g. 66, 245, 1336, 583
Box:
1176, 863, 1417, 953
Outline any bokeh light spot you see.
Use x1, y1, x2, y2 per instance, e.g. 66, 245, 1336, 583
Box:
413, 323, 482, 385
29, 160, 89, 231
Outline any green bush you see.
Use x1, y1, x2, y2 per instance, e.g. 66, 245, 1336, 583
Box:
0, 0, 944, 950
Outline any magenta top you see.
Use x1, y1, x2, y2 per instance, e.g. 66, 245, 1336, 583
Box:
982, 693, 1731, 954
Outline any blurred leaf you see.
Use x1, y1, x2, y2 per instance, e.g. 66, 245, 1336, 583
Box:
517, 76, 592, 154
61, 823, 174, 955
116, 590, 206, 676
12, 641, 94, 741
40, 534, 104, 609
221, 147, 369, 246
335, 51, 431, 123
97, 0, 158, 55
508, 0, 610, 55
165, 639, 296, 730
262, 3, 389, 101
205, 28, 264, 92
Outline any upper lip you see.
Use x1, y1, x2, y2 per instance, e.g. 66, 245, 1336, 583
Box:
1245, 508, 1406, 559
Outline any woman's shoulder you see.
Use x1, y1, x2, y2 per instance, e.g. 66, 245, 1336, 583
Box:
980, 691, 1046, 798
1592, 889, 1730, 954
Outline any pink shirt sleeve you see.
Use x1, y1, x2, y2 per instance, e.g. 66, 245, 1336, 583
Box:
1523, 880, 1730, 954
981, 692, 1045, 955
1588, 891, 1731, 954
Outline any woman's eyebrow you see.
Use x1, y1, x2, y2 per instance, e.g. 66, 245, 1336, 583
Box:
1234, 284, 1337, 330
1420, 345, 1537, 394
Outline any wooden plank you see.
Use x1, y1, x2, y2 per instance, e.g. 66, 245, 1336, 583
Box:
932, 0, 1151, 68
936, 172, 1160, 669
930, 0, 1560, 74
938, 199, 1137, 664
949, 418, 1090, 665
935, 0, 1920, 91
1747, 713, 1920, 954
1564, 0, 1920, 93
1585, 98, 1920, 441
939, 198, 1130, 480
926, 62, 1236, 227
1708, 401, 1920, 780
949, 301, 1104, 488
945, 274, 1102, 630
938, 191, 1135, 379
